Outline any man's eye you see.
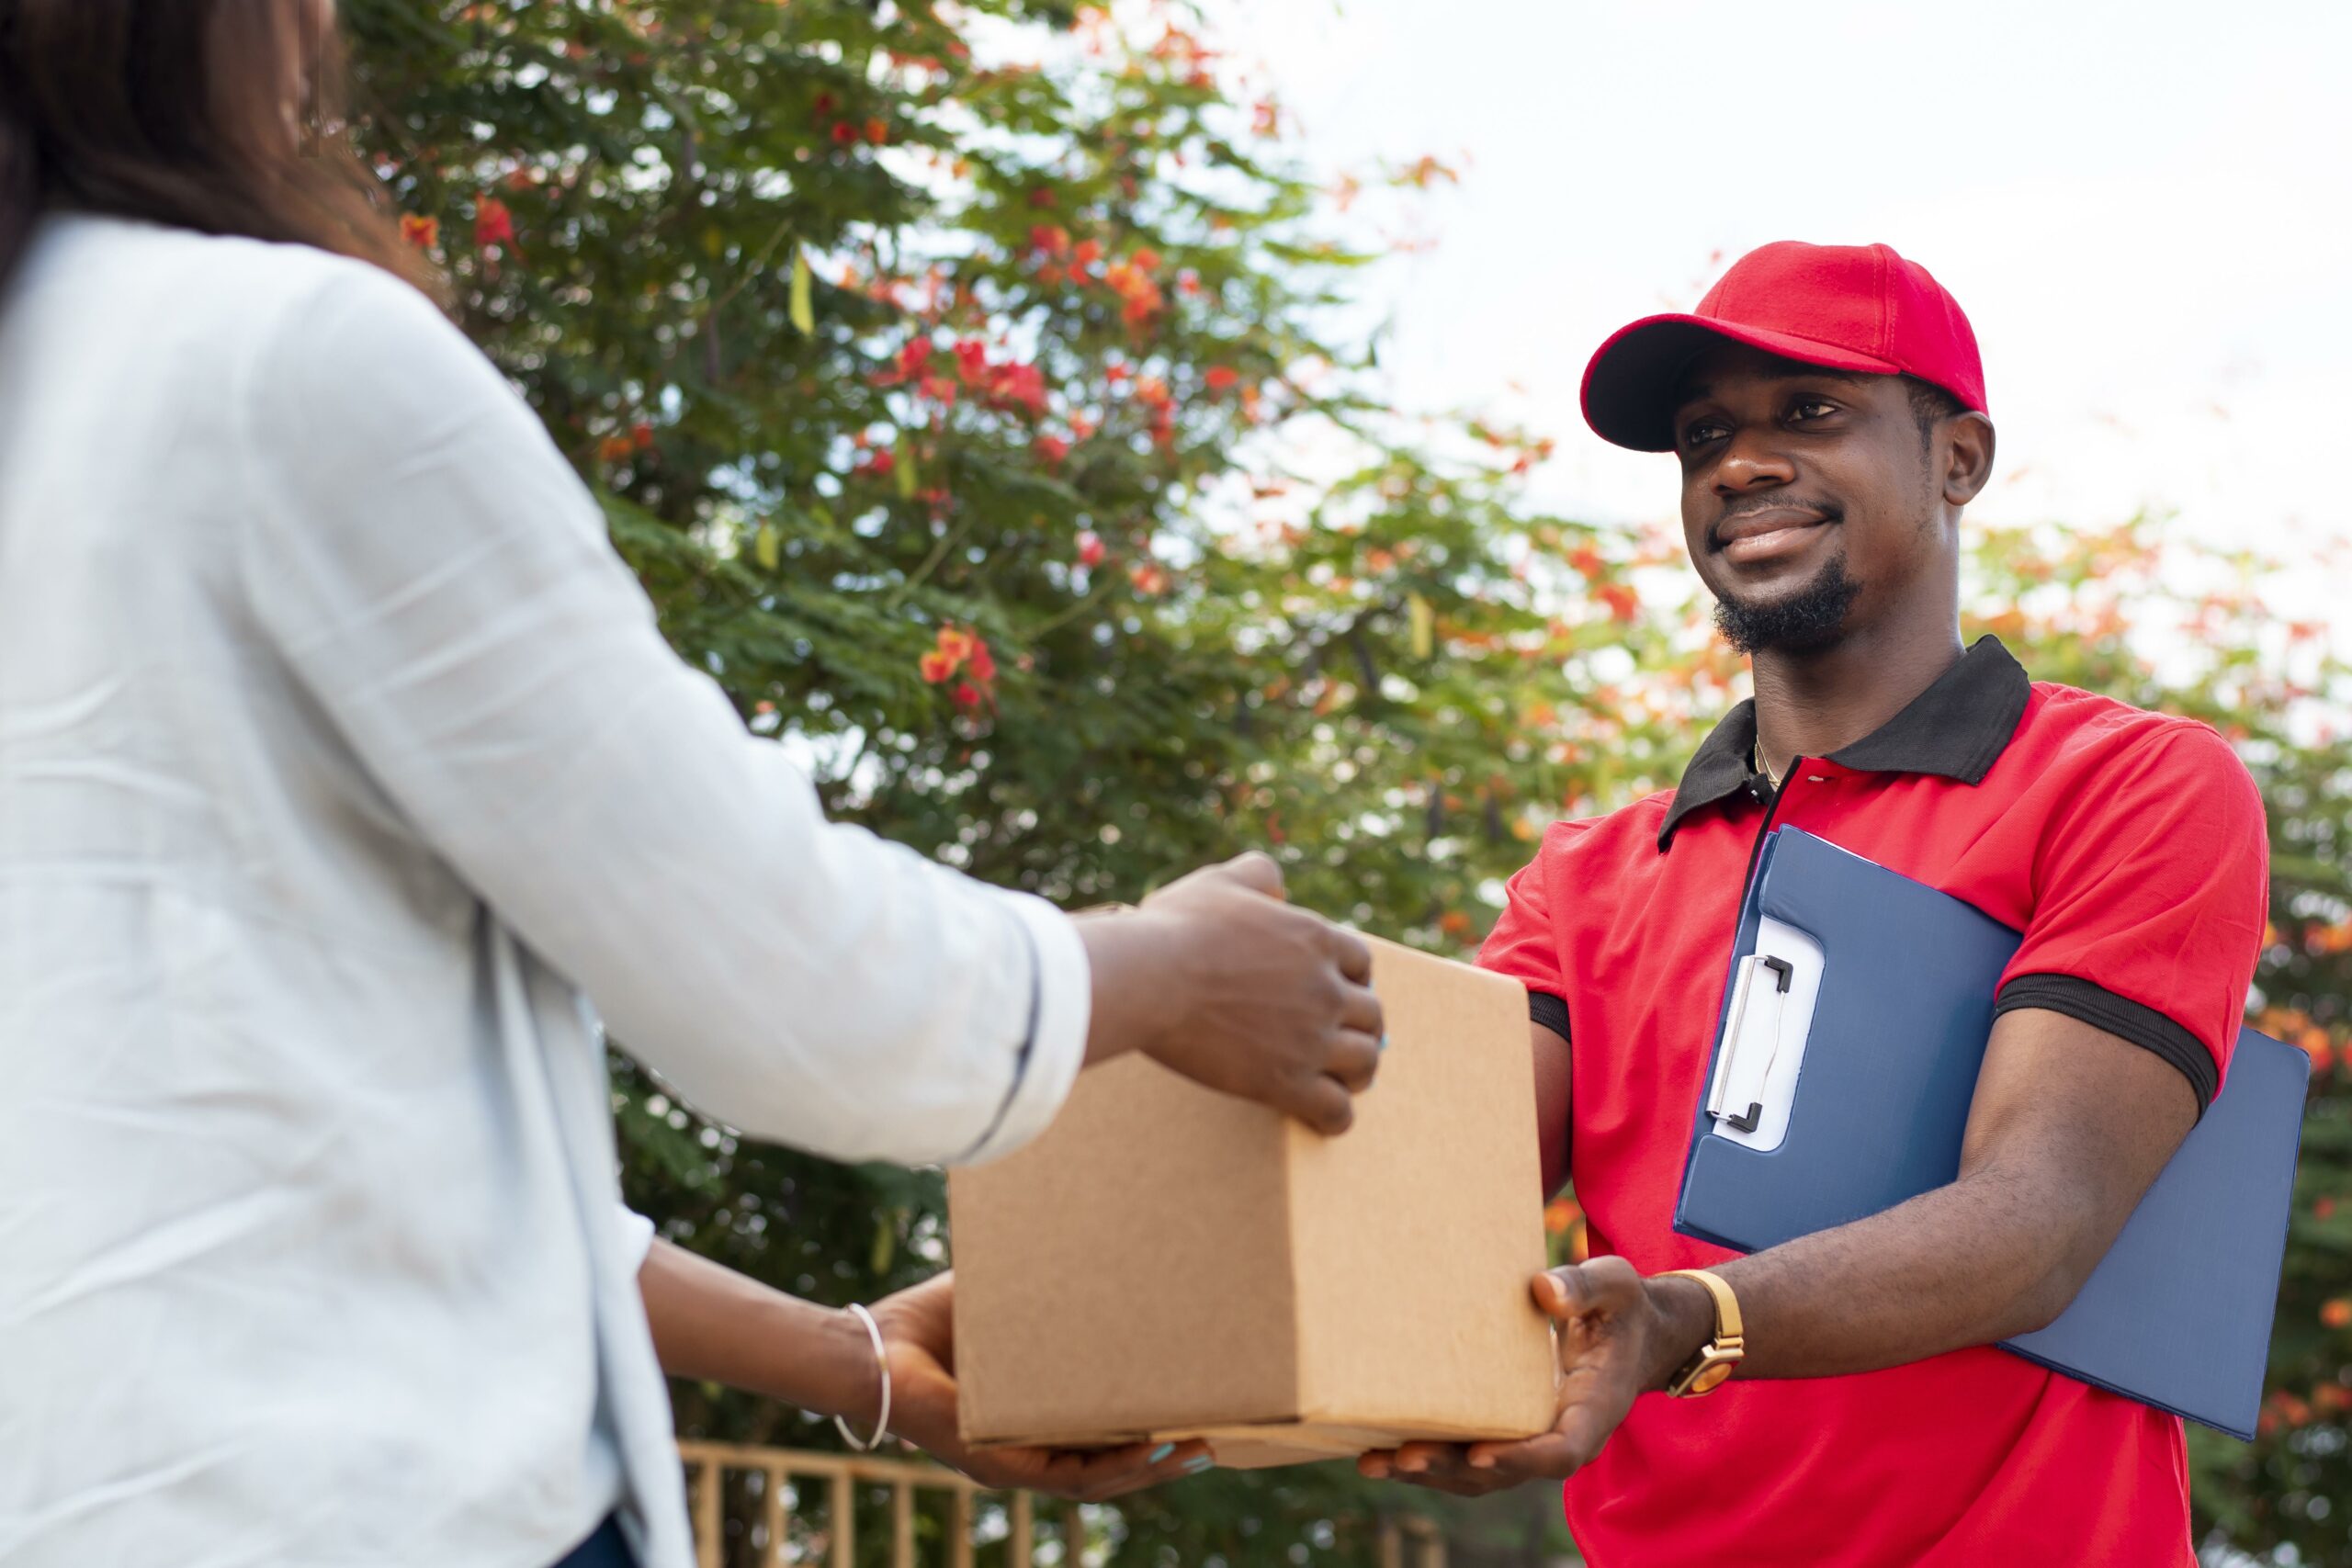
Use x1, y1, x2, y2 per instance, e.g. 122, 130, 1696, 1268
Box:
1791, 398, 1838, 421
1680, 421, 1724, 448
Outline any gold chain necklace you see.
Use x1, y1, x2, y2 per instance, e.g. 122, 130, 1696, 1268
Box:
1753, 738, 1783, 792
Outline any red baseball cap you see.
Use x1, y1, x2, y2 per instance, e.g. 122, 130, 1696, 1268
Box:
1580, 242, 1987, 452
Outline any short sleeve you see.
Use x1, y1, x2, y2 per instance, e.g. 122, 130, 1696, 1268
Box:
1993, 724, 2268, 1112
1478, 840, 1570, 1039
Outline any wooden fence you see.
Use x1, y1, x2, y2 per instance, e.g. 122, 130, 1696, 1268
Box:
677, 1441, 1446, 1568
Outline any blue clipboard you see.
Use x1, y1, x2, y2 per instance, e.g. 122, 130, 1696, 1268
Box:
1674, 828, 2307, 1438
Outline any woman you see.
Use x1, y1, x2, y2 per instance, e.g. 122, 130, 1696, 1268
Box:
0, 5, 1384, 1566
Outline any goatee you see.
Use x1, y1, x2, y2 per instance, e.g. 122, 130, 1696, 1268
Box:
1713, 554, 1862, 655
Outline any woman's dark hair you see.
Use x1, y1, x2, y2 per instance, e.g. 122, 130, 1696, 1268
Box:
0, 0, 440, 298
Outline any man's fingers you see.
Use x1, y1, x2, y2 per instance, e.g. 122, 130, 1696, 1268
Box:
1465, 1429, 1588, 1481
1388, 1441, 1459, 1475
1374, 1443, 1508, 1496
1532, 1257, 1644, 1321
1327, 1030, 1382, 1093
1326, 924, 1374, 985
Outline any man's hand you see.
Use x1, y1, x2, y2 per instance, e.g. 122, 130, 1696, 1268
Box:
1356, 1258, 1706, 1496
872, 1273, 1216, 1502
1080, 852, 1384, 1135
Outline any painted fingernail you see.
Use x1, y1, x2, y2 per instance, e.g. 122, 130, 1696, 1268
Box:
1183, 1455, 1214, 1473
1376, 1032, 1390, 1053
1148, 1443, 1176, 1463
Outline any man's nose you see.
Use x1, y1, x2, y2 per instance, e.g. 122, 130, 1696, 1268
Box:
1713, 425, 1796, 493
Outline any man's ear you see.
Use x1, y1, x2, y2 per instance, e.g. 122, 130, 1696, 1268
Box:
1942, 412, 1996, 507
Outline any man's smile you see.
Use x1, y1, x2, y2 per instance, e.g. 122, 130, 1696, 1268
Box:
1712, 505, 1837, 566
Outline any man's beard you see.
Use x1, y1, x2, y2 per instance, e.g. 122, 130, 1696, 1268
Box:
1713, 552, 1861, 655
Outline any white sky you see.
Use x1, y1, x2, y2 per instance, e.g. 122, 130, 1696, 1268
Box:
1205, 0, 2352, 631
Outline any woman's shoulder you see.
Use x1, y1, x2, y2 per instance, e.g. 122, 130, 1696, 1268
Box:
41, 210, 396, 310
24, 213, 459, 402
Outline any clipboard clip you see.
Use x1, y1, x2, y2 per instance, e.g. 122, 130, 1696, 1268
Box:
1704, 929, 1822, 1153
1721, 959, 1789, 1131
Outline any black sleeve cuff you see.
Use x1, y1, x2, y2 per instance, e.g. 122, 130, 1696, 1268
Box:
1993, 973, 2218, 1115
1527, 989, 1570, 1043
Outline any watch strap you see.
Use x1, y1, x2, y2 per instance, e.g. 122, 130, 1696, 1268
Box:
1659, 1268, 1744, 1341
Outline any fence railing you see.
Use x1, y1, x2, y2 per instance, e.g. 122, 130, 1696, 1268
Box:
677, 1441, 1446, 1568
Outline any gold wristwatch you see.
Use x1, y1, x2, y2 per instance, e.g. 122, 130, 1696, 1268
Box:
1658, 1269, 1745, 1397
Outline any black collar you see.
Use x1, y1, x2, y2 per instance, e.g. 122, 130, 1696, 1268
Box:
1657, 636, 2031, 850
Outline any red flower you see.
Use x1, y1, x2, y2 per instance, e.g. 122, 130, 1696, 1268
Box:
831, 121, 857, 145
2324, 1299, 2352, 1330
1204, 366, 1238, 393
1599, 583, 1640, 623
987, 360, 1049, 414
1035, 264, 1063, 288
919, 650, 956, 683
1072, 238, 1103, 269
1129, 246, 1161, 273
400, 214, 440, 250
967, 640, 998, 683
1129, 562, 1167, 595
596, 434, 635, 463
1029, 224, 1071, 256
812, 92, 837, 117
474, 197, 517, 253
1177, 270, 1203, 297
951, 681, 982, 710
934, 626, 978, 664
630, 422, 656, 450
865, 118, 889, 145
1077, 531, 1105, 569
1034, 434, 1070, 466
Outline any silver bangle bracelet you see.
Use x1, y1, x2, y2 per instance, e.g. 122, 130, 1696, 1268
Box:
833, 1303, 892, 1452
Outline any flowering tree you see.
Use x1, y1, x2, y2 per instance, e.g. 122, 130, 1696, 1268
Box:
345, 3, 2349, 1562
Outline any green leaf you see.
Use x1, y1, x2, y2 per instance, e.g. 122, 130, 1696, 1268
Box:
789, 247, 814, 337
1408, 592, 1434, 660
753, 522, 780, 571
894, 434, 918, 501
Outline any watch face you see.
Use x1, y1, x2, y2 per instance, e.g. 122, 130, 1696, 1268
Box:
1687, 1359, 1736, 1395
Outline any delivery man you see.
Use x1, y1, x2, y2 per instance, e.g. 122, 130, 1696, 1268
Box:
1359, 242, 2268, 1566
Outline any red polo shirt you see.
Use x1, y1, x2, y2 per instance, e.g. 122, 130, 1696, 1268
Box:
1478, 637, 2268, 1568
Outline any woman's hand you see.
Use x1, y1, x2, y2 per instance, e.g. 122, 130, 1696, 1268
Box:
1080, 852, 1385, 1135
871, 1273, 1215, 1502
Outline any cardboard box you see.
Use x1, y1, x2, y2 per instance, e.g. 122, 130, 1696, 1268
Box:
948, 936, 1558, 1470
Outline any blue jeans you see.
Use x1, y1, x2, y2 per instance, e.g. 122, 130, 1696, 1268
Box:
552, 1516, 635, 1568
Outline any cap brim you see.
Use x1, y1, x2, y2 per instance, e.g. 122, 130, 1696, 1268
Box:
1579, 315, 1902, 452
